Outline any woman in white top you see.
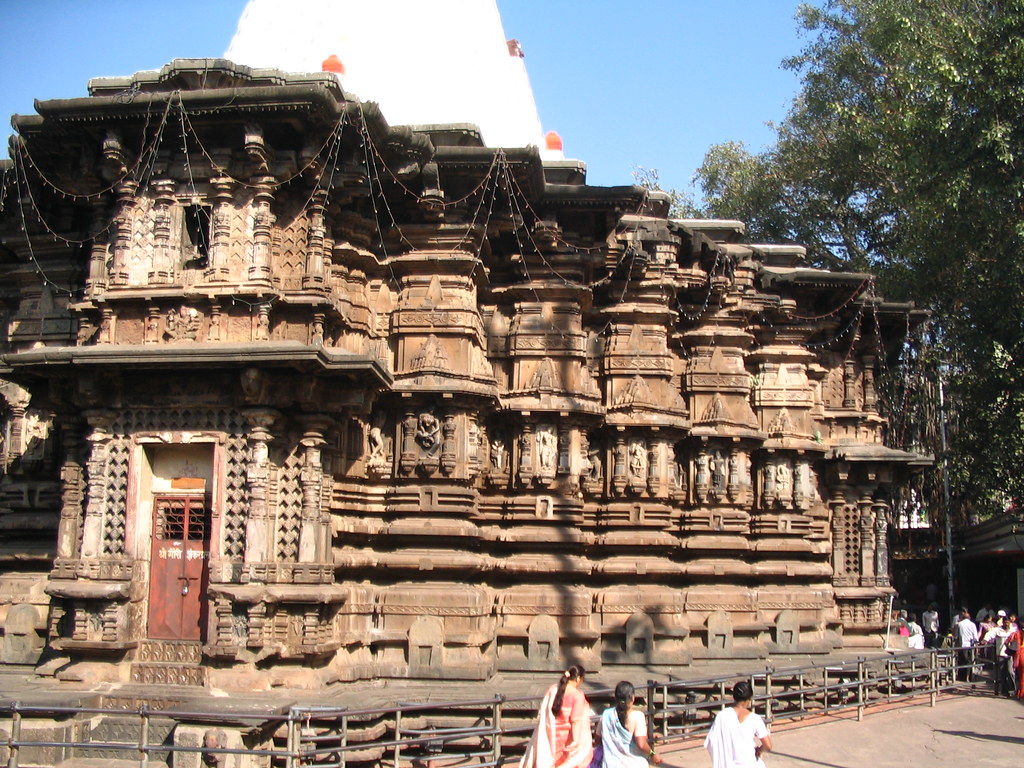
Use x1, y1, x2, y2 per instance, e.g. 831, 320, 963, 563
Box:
704, 680, 772, 768
906, 613, 926, 650
596, 681, 662, 768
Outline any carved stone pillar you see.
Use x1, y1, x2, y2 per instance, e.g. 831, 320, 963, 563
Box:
145, 305, 161, 344
760, 458, 775, 509
248, 177, 275, 283
1, 385, 29, 472
793, 460, 808, 510
98, 306, 114, 343
843, 360, 858, 409
558, 424, 571, 475
298, 417, 330, 564
466, 413, 481, 478
647, 439, 663, 496
400, 411, 417, 476
441, 413, 457, 475
858, 500, 876, 586
243, 409, 277, 566
255, 303, 270, 341
863, 356, 877, 413
612, 435, 627, 496
85, 197, 110, 296
518, 423, 535, 485
311, 312, 325, 347
205, 177, 234, 280
149, 179, 175, 284
726, 450, 741, 503
56, 417, 86, 560
695, 450, 709, 504
207, 302, 222, 342
109, 180, 138, 286
302, 188, 328, 290
80, 410, 115, 559
873, 500, 890, 585
830, 498, 850, 586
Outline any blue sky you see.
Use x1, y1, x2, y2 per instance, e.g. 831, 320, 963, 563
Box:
0, 0, 807, 194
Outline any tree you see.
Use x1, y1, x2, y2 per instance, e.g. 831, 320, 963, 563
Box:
693, 0, 1024, 515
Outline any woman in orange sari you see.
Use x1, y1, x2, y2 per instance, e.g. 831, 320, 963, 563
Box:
520, 665, 594, 768
1008, 614, 1024, 699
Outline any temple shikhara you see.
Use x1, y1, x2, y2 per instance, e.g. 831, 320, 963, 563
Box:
0, 3, 928, 690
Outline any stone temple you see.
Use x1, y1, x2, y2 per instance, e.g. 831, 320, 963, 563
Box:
0, 22, 928, 689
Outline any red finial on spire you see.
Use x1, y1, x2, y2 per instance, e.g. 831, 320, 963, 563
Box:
545, 131, 563, 151
322, 55, 345, 74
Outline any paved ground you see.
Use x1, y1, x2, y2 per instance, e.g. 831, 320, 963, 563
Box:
664, 691, 1024, 768
2, 660, 1022, 767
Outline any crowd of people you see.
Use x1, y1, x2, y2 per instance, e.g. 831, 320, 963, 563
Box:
946, 605, 1024, 697
520, 607, 1021, 768
520, 667, 770, 768
891, 601, 1024, 698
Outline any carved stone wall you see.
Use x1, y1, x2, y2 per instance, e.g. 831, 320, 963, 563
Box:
0, 60, 927, 687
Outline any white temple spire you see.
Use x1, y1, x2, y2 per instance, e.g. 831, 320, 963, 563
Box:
225, 0, 553, 153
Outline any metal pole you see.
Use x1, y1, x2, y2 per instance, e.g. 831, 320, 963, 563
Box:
939, 376, 956, 627
7, 702, 21, 768
285, 710, 297, 768
492, 696, 503, 768
857, 658, 865, 722
929, 649, 938, 707
138, 704, 149, 768
885, 593, 894, 651
394, 708, 402, 768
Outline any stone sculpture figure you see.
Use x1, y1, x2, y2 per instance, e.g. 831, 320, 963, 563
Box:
710, 449, 726, 492
536, 425, 557, 470
628, 440, 647, 479
416, 412, 441, 456
490, 437, 507, 472
775, 461, 792, 503
367, 426, 390, 475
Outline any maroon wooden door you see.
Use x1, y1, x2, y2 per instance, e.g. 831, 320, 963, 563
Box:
148, 494, 209, 640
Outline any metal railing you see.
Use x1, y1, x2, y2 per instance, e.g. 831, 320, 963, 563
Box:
1, 648, 982, 768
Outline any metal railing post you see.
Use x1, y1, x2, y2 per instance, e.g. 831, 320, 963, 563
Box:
394, 708, 402, 768
138, 704, 150, 768
6, 702, 21, 768
646, 680, 655, 745
493, 696, 504, 767
886, 659, 894, 702
338, 713, 348, 768
857, 659, 865, 721
823, 668, 830, 715
285, 709, 298, 768
764, 667, 773, 724
929, 648, 938, 706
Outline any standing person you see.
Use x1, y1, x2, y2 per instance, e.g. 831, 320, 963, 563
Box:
704, 680, 772, 768
977, 611, 997, 660
955, 609, 980, 682
520, 665, 593, 768
981, 614, 1013, 695
1008, 616, 1024, 699
906, 613, 925, 650
922, 603, 940, 648
596, 681, 662, 768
